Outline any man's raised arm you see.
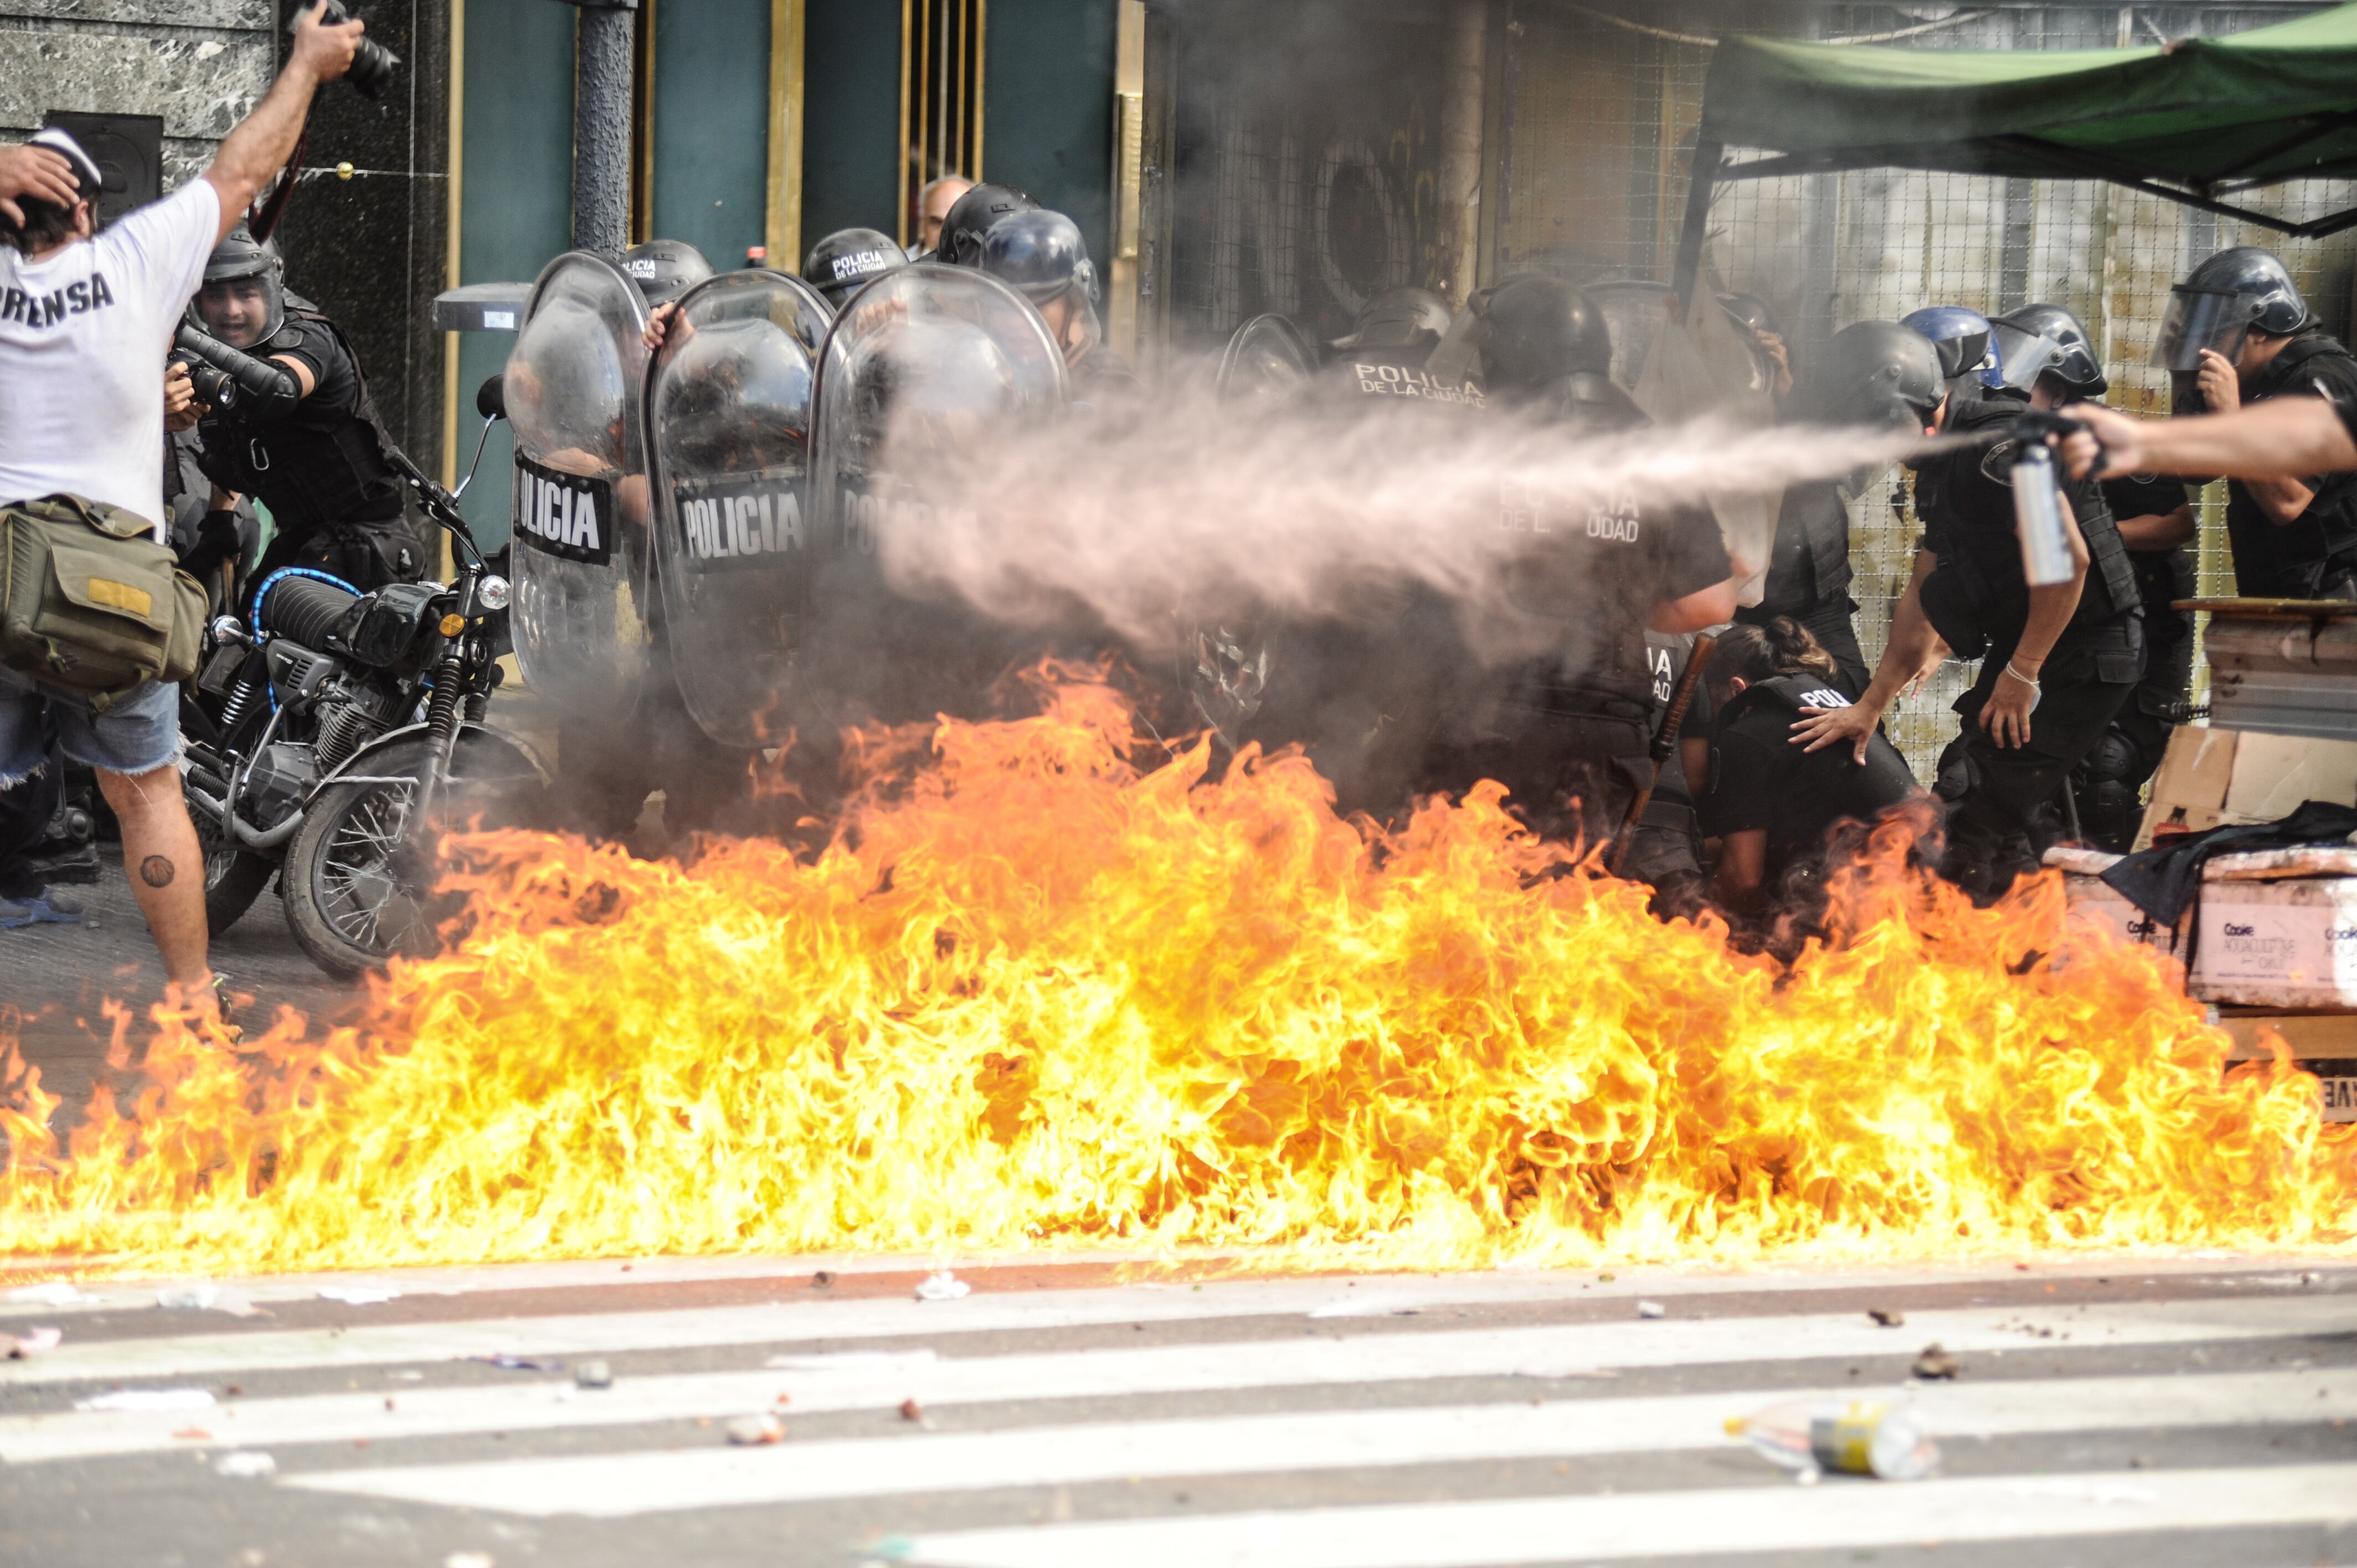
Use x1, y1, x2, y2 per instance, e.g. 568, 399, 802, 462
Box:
202, 2, 363, 244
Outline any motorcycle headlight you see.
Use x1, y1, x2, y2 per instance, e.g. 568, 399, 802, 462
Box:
475, 574, 511, 612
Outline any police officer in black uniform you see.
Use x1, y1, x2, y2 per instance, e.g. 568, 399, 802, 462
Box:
802, 227, 905, 310
1439, 276, 1737, 895
1795, 322, 2144, 898
171, 224, 422, 591
2167, 247, 2357, 600
1324, 287, 1484, 408
933, 183, 1038, 267
977, 209, 1135, 400
1999, 303, 2197, 850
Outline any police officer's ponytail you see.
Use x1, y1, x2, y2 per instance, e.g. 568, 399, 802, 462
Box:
1706, 617, 1840, 698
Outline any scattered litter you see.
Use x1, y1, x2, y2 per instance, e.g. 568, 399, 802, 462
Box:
1727, 1397, 1938, 1481
812, 1271, 836, 1287
471, 1354, 563, 1372
765, 1350, 938, 1371
78, 1388, 217, 1412
2302, 1272, 2323, 1286
156, 1285, 265, 1317
574, 1360, 613, 1390
1597, 1272, 1616, 1283
318, 1286, 400, 1306
727, 1414, 785, 1446
898, 1397, 925, 1422
215, 1451, 277, 1479
6, 1326, 61, 1358
1912, 1343, 1963, 1380
914, 1271, 970, 1302
173, 1427, 214, 1441
1310, 1297, 1424, 1319
6, 1282, 84, 1307
1635, 1300, 1666, 1319
1867, 1308, 1906, 1328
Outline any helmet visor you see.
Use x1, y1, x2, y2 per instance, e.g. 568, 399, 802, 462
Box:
1988, 321, 2062, 393
2154, 285, 2256, 373
193, 273, 284, 350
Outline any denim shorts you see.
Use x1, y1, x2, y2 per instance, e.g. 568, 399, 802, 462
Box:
0, 669, 182, 786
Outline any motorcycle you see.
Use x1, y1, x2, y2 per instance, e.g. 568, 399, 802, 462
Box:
181, 377, 549, 977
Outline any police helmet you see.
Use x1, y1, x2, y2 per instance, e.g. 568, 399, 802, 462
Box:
1331, 286, 1453, 352
979, 209, 1099, 306
801, 227, 906, 308
937, 183, 1041, 268
191, 224, 286, 348
1900, 305, 1999, 389
1718, 292, 1782, 339
1473, 276, 1614, 403
621, 239, 714, 307
2184, 245, 2310, 337
1806, 321, 1947, 432
1993, 303, 2104, 399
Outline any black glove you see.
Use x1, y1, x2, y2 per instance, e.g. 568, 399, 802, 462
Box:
178, 509, 242, 581
172, 326, 303, 422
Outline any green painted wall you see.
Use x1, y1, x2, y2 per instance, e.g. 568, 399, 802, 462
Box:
652, 0, 773, 268
456, 2, 577, 547
800, 0, 905, 253
985, 0, 1116, 271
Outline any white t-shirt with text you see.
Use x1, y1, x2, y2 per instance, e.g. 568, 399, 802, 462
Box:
0, 179, 220, 538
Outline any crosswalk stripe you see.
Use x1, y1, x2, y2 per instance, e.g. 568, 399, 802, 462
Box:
888, 1463, 2357, 1568
0, 1273, 2328, 1396
3, 1294, 2346, 1463
283, 1368, 2356, 1519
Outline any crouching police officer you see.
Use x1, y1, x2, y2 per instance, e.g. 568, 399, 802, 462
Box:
2000, 303, 2196, 850
168, 224, 423, 590
1797, 321, 2143, 898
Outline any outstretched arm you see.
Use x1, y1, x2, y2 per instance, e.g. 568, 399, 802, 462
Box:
202, 3, 363, 244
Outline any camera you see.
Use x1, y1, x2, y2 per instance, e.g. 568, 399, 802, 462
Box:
290, 1, 400, 101
186, 359, 238, 414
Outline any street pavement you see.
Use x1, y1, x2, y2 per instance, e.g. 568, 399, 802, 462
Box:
0, 1255, 2350, 1567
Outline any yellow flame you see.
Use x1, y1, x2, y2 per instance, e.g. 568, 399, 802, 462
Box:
3, 678, 2351, 1276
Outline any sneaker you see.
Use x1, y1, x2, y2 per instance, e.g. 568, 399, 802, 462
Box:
0, 887, 84, 929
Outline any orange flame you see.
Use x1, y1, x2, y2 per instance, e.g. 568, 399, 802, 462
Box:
3, 677, 2351, 1276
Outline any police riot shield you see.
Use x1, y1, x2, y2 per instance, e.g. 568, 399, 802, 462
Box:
805, 265, 1067, 721
1215, 313, 1316, 401
503, 251, 652, 721
645, 270, 834, 748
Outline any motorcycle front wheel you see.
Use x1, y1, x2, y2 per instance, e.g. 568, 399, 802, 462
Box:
280, 730, 544, 977
189, 786, 275, 937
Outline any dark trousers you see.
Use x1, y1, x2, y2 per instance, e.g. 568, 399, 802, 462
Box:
1938, 649, 2137, 898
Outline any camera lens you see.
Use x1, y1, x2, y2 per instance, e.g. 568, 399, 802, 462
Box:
347, 37, 399, 100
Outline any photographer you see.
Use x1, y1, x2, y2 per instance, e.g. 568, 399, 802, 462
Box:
0, 4, 363, 1007
169, 224, 423, 592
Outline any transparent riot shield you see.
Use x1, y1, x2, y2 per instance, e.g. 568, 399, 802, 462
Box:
503, 252, 652, 721
645, 270, 834, 748
803, 265, 1067, 722
1215, 313, 1316, 401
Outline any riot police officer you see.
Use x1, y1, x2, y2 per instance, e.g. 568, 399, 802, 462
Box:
2162, 246, 2357, 600
977, 209, 1134, 398
802, 227, 905, 310
2000, 302, 2196, 849
1440, 276, 1737, 895
1797, 319, 2143, 898
935, 183, 1039, 267
171, 224, 423, 590
622, 237, 712, 308
1323, 287, 1481, 407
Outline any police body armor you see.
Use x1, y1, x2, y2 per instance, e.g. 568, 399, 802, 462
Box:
2226, 333, 2357, 599
1716, 672, 1855, 733
645, 269, 834, 749
1327, 343, 1485, 409
1750, 478, 1852, 619
1913, 397, 2142, 672
196, 305, 405, 532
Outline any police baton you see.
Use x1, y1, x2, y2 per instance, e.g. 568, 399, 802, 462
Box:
1608, 631, 1714, 878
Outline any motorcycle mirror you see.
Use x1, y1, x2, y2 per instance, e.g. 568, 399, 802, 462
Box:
475, 372, 507, 421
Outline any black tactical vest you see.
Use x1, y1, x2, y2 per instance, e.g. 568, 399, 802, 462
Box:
197, 306, 405, 530
1718, 671, 1855, 728
1913, 396, 2140, 659
2225, 333, 2357, 599
1754, 478, 1852, 617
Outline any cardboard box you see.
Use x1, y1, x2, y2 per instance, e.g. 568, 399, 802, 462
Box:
2137, 726, 2357, 850
2189, 879, 2357, 1009
2217, 1012, 2357, 1124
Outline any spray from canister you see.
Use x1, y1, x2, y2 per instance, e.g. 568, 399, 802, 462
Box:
2011, 440, 2077, 587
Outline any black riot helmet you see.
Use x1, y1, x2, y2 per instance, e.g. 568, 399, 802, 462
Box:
1993, 303, 2104, 399
979, 209, 1099, 306
190, 223, 285, 349
801, 226, 906, 308
1331, 286, 1453, 353
937, 183, 1041, 267
1471, 276, 1614, 403
2187, 245, 2310, 336
1900, 306, 1999, 391
2157, 246, 2312, 375
1805, 321, 1947, 432
621, 239, 714, 307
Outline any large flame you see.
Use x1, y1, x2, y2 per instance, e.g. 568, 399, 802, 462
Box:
3, 677, 2351, 1276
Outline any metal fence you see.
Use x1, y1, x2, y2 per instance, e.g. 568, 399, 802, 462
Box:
1160, 0, 2357, 782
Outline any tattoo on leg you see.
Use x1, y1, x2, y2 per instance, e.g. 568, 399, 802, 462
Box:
139, 855, 176, 889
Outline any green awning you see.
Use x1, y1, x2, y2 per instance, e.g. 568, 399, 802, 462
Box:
1692, 3, 2357, 238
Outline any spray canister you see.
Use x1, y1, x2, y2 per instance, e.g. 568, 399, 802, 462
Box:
2011, 440, 2076, 588
1727, 1398, 1939, 1481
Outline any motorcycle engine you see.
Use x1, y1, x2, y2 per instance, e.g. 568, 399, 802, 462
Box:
244, 741, 320, 827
